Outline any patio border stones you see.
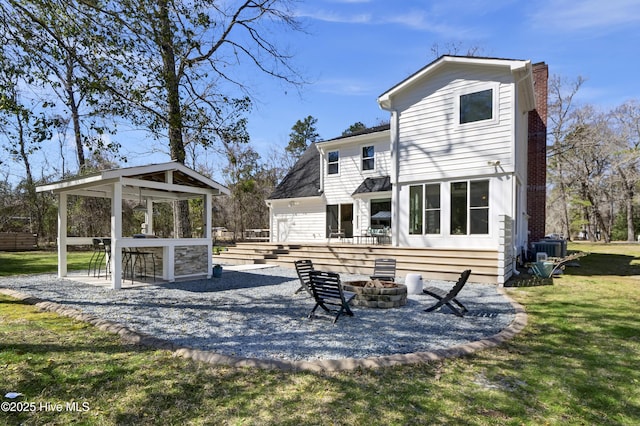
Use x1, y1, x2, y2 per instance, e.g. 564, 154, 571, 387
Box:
0, 286, 527, 372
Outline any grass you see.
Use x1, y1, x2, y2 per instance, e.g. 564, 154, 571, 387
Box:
0, 251, 93, 277
1, 243, 639, 425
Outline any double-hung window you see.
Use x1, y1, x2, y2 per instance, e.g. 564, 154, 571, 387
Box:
362, 145, 375, 171
327, 150, 339, 175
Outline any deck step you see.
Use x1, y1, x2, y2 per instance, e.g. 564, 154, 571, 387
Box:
216, 242, 501, 284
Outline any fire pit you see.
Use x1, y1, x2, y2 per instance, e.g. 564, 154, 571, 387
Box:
342, 279, 407, 308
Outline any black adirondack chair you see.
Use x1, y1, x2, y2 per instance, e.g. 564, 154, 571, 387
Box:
422, 269, 472, 317
370, 258, 396, 282
294, 259, 314, 295
308, 270, 356, 323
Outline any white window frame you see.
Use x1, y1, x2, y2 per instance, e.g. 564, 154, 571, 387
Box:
327, 150, 339, 175
408, 183, 442, 236
455, 83, 500, 128
450, 179, 490, 236
361, 145, 375, 172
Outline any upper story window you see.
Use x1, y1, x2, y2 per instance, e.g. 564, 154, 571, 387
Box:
460, 88, 493, 124
362, 146, 375, 171
327, 150, 339, 175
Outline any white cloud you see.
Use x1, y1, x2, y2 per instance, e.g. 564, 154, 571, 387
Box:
295, 6, 476, 38
295, 9, 372, 24
314, 78, 377, 96
530, 0, 640, 32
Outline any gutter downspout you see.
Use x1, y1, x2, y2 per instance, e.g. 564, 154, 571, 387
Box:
390, 109, 400, 247
378, 95, 400, 247
316, 144, 325, 194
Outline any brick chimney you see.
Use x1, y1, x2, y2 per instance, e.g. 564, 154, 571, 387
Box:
527, 62, 549, 243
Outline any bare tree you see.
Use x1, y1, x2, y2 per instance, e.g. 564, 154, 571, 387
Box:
610, 100, 640, 241
0, 0, 120, 172
63, 0, 305, 236
429, 42, 484, 58
546, 75, 586, 239
562, 106, 615, 242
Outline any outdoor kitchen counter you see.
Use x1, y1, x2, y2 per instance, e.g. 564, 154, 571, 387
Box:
116, 238, 211, 284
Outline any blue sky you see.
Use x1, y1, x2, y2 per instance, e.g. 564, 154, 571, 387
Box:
5, 0, 640, 184
240, 0, 640, 158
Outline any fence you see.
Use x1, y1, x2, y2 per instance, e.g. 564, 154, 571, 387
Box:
0, 233, 38, 251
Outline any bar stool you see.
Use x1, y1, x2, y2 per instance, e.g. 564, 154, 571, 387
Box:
132, 248, 156, 282
97, 238, 111, 278
122, 247, 135, 284
87, 238, 103, 276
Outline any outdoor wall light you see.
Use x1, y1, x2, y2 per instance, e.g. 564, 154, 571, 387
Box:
487, 160, 501, 166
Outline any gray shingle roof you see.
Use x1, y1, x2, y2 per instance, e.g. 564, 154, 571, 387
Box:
268, 143, 321, 200
352, 176, 392, 195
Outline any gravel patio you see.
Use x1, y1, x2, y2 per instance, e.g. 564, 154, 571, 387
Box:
0, 264, 524, 370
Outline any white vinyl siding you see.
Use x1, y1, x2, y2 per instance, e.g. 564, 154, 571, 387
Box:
393, 66, 515, 183
270, 199, 326, 242
323, 138, 390, 206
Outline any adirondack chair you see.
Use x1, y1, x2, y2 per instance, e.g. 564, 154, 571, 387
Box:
370, 258, 396, 282
422, 269, 472, 317
294, 259, 314, 295
308, 270, 356, 323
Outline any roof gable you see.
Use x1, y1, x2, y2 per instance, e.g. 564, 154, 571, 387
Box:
378, 55, 532, 110
36, 161, 229, 200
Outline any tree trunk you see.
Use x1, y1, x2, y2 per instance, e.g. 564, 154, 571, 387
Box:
626, 189, 636, 242
556, 160, 572, 239
157, 0, 190, 238
617, 167, 637, 241
65, 50, 86, 172
16, 108, 44, 238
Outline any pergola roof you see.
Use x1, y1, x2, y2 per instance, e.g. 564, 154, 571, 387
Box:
37, 162, 228, 290
36, 161, 229, 201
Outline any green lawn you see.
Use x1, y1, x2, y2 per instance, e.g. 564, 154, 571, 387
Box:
0, 251, 93, 277
1, 243, 639, 425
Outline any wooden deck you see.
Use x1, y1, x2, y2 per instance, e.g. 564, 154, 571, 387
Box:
216, 242, 501, 284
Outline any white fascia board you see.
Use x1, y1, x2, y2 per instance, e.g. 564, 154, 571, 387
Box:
267, 195, 323, 204
352, 190, 392, 199
36, 175, 110, 193
101, 162, 178, 180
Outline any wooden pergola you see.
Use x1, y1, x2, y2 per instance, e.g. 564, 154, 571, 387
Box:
36, 162, 229, 289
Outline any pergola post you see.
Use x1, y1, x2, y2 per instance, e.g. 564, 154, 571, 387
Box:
57, 192, 68, 278
205, 193, 213, 278
111, 181, 123, 290
146, 201, 154, 235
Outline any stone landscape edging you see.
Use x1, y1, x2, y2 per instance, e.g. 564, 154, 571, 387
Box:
0, 286, 527, 372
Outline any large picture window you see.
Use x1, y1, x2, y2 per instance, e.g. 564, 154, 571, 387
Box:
460, 88, 493, 124
327, 150, 339, 175
450, 180, 489, 235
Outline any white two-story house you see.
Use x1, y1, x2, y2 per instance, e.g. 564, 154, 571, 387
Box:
267, 56, 548, 283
